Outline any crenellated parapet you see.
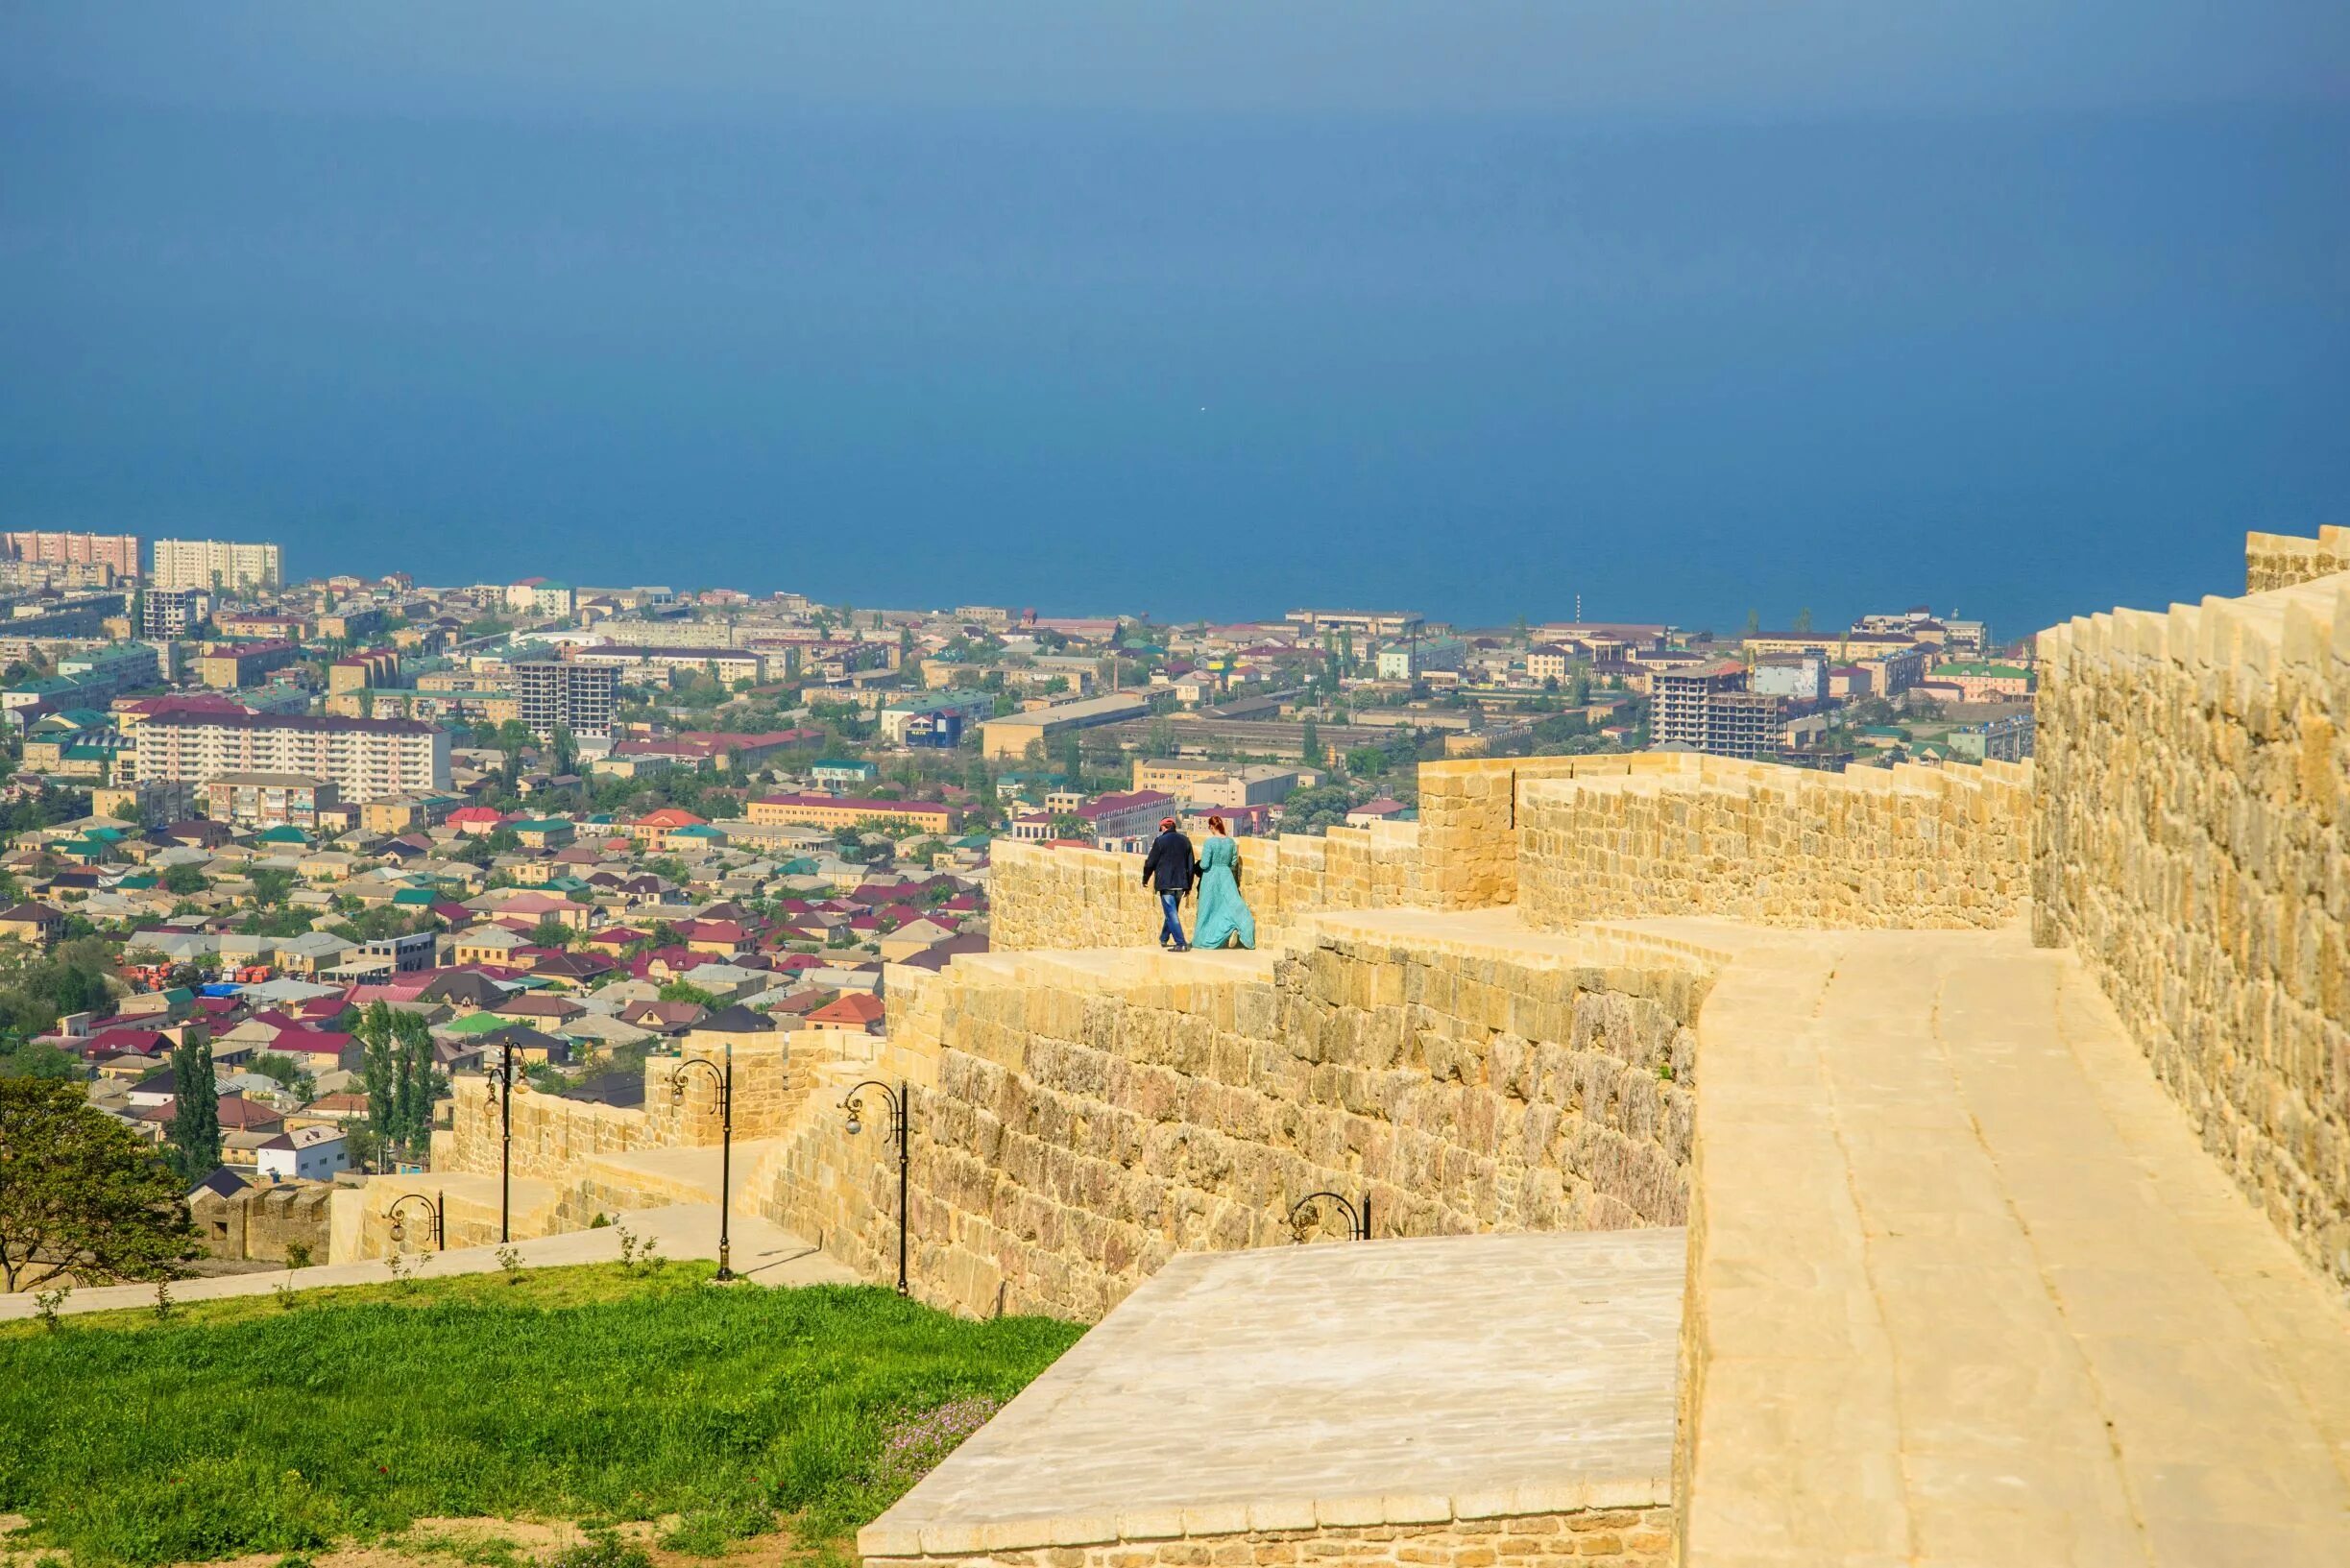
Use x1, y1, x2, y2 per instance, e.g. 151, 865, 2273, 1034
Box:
2035, 561, 2350, 1290
2246, 523, 2350, 593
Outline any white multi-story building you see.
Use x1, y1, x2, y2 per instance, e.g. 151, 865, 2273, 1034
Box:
134, 712, 449, 802
152, 539, 284, 593
514, 660, 618, 741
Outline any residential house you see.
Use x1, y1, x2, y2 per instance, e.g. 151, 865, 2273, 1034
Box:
254, 1125, 349, 1183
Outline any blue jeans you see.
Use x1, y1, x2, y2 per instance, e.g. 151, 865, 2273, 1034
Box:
1158, 891, 1188, 949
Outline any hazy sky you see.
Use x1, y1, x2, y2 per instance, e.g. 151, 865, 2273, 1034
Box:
2, 3, 2344, 632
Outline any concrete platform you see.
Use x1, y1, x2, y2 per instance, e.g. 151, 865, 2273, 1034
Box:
860, 1227, 1684, 1557
1625, 916, 2350, 1567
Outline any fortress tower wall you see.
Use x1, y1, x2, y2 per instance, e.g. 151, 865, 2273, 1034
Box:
2035, 540, 2350, 1291
1514, 755, 2033, 932
762, 918, 1708, 1321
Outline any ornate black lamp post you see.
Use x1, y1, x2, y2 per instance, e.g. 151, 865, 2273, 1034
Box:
1287, 1190, 1371, 1242
670, 1045, 735, 1281
387, 1190, 445, 1251
841, 1079, 911, 1294
488, 1036, 528, 1242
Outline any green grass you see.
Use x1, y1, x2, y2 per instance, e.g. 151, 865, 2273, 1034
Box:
0, 1263, 1084, 1567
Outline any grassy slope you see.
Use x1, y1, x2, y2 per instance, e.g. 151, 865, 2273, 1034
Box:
0, 1263, 1083, 1567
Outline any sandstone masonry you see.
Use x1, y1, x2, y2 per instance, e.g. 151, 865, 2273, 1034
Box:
1516, 754, 2033, 931
763, 915, 1703, 1323
2034, 545, 2350, 1291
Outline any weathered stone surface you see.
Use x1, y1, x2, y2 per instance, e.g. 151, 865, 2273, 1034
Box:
860, 1232, 1679, 1568
2034, 559, 2350, 1291
1515, 755, 2033, 932
763, 914, 1704, 1322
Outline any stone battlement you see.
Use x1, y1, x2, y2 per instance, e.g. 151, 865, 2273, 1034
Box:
2035, 562, 2350, 1290
2246, 522, 2350, 593
760, 909, 1708, 1322
1517, 754, 2032, 931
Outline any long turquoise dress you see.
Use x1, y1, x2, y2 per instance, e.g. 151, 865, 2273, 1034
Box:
1191, 833, 1256, 951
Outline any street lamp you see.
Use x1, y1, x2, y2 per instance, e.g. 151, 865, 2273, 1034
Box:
1287, 1190, 1371, 1242
387, 1190, 446, 1251
670, 1045, 735, 1281
841, 1079, 911, 1295
488, 1037, 528, 1243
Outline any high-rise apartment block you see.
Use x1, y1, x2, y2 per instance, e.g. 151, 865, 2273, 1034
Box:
152, 539, 284, 593
2, 530, 143, 579
1652, 662, 1783, 760
135, 712, 449, 802
515, 660, 618, 741
140, 587, 208, 639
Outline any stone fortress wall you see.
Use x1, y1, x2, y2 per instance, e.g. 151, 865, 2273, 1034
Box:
386, 523, 2347, 1310
986, 754, 1709, 952
339, 1033, 835, 1261
2034, 530, 2350, 1291
2245, 523, 2350, 593
1516, 755, 2034, 931
764, 919, 1705, 1322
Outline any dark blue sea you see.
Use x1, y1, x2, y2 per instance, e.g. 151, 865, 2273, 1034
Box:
2, 101, 2343, 639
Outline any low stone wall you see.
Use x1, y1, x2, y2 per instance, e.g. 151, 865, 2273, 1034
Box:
862, 1506, 1676, 1568
434, 1038, 800, 1187
1516, 755, 2033, 932
985, 821, 1425, 952
988, 756, 1704, 951
2034, 561, 2350, 1291
1415, 753, 1698, 911
189, 1182, 334, 1264
766, 917, 1706, 1322
2246, 523, 2350, 592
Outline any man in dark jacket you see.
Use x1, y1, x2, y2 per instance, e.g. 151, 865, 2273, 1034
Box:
1139, 815, 1198, 951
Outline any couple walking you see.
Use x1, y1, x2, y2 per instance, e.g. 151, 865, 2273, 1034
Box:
1140, 814, 1254, 953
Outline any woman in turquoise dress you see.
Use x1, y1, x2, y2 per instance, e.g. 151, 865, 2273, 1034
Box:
1190, 816, 1256, 951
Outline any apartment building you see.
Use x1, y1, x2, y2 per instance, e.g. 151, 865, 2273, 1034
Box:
567, 644, 761, 687
328, 648, 401, 696
1375, 636, 1466, 681
3, 531, 143, 579
136, 712, 450, 802
204, 773, 339, 830
55, 644, 161, 704
1652, 663, 1783, 760
153, 539, 284, 593
745, 793, 953, 834
197, 640, 299, 690
514, 660, 618, 741
1285, 609, 1424, 638
141, 587, 207, 639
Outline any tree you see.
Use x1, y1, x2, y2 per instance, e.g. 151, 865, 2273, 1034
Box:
0, 937, 118, 1037
249, 868, 295, 907
1300, 717, 1324, 769
549, 723, 580, 777
1743, 609, 1761, 636
0, 1038, 78, 1080
358, 1002, 440, 1159
528, 915, 578, 950
109, 798, 144, 823
165, 1037, 220, 1185
1792, 607, 1815, 634
248, 1051, 315, 1100
1278, 784, 1354, 836
159, 863, 208, 896
0, 1079, 198, 1291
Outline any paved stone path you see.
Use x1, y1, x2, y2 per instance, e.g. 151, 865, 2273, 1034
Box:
860, 1228, 1686, 1558
0, 1197, 856, 1321
1627, 916, 2350, 1567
